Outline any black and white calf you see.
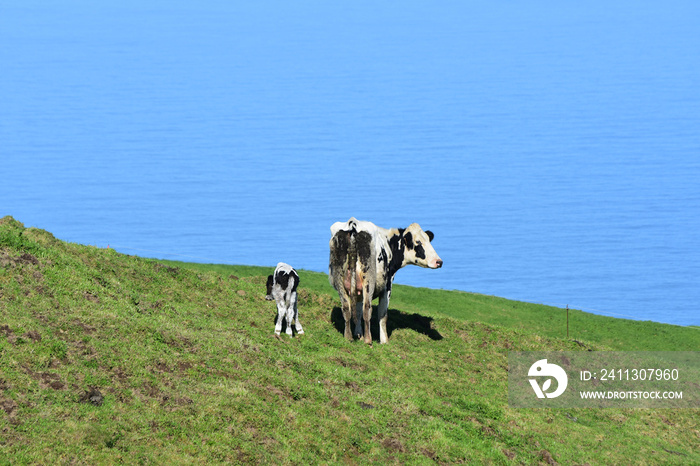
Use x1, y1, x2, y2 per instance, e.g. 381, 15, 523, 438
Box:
329, 218, 442, 344
266, 262, 304, 337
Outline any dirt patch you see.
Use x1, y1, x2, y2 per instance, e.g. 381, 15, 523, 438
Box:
381, 438, 405, 453
73, 339, 95, 357
112, 367, 129, 382
18, 253, 40, 266
1, 251, 41, 268
73, 319, 96, 334
177, 361, 194, 372
155, 362, 172, 373
1, 325, 16, 345
1, 397, 17, 416
83, 292, 100, 303
332, 358, 366, 371
144, 383, 162, 398
40, 372, 65, 390
154, 263, 179, 275
0, 251, 11, 268
48, 380, 65, 390
539, 449, 558, 465
35, 284, 51, 296
24, 367, 65, 390
162, 334, 198, 353
24, 330, 42, 343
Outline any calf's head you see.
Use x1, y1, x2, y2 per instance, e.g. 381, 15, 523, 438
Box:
402, 223, 443, 269
265, 275, 274, 300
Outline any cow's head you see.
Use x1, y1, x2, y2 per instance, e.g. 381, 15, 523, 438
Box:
402, 223, 443, 269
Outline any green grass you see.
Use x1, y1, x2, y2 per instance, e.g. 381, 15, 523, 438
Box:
1, 216, 698, 464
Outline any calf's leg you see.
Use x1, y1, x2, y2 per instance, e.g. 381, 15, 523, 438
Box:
284, 301, 294, 336
291, 293, 304, 335
274, 301, 286, 336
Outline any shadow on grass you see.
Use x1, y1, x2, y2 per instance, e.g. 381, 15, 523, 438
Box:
331, 306, 443, 342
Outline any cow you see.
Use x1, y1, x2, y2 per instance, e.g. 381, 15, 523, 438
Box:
266, 262, 304, 337
329, 218, 443, 344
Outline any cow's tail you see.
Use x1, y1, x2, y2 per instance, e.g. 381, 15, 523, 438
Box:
346, 230, 359, 327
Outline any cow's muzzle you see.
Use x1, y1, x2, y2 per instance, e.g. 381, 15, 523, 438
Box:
430, 259, 443, 269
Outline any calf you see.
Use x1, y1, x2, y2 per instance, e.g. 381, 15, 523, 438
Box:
329, 218, 442, 344
266, 262, 304, 337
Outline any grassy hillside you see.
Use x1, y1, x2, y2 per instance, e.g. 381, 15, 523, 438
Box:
1, 216, 698, 464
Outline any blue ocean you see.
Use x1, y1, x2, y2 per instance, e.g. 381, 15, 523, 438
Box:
2, 1, 699, 326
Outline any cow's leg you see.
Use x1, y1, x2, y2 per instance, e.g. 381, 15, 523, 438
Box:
354, 301, 363, 339
377, 289, 390, 344
274, 300, 286, 336
362, 290, 372, 345
339, 293, 354, 341
291, 292, 304, 335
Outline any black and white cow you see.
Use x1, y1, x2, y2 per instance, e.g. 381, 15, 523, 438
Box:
266, 262, 304, 337
329, 218, 442, 344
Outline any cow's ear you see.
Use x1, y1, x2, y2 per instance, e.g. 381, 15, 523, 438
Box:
426, 230, 434, 242
403, 232, 414, 249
